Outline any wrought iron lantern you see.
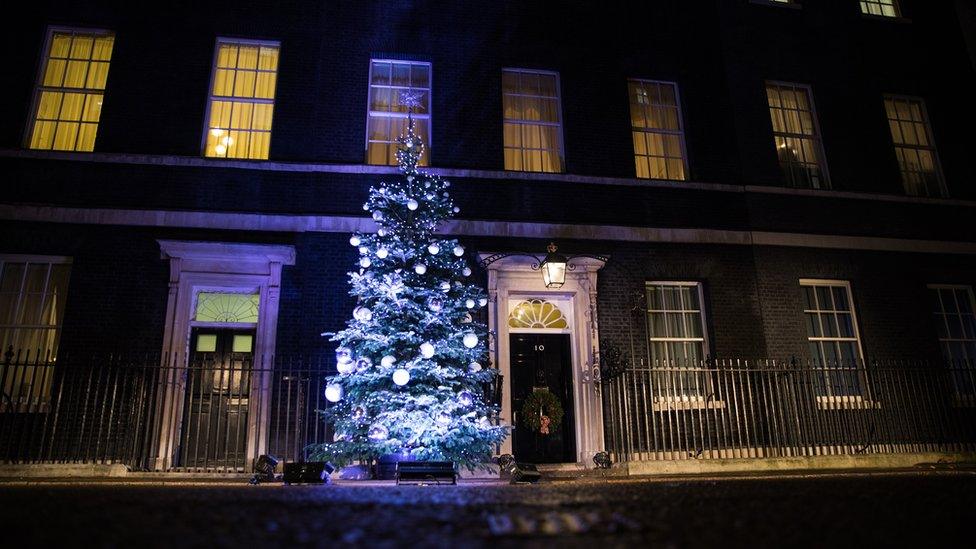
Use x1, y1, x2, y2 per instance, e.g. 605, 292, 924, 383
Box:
479, 242, 608, 288
539, 243, 568, 289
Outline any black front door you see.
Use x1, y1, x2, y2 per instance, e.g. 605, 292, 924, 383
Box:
179, 328, 254, 469
510, 333, 576, 463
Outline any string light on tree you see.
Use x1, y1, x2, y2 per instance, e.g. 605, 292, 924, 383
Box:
310, 91, 506, 473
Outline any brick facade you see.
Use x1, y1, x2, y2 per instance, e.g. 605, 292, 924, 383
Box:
2, 0, 976, 466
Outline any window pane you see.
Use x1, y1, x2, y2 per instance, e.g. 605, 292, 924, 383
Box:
29, 29, 114, 152
0, 257, 71, 406
884, 97, 944, 197
365, 60, 431, 166
766, 83, 827, 189
629, 80, 687, 181
503, 69, 562, 173
801, 281, 863, 397
204, 40, 280, 160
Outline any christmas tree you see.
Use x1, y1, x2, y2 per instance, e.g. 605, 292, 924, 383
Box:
310, 99, 507, 472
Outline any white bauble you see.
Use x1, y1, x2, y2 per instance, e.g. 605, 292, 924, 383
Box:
333, 431, 349, 442
414, 263, 427, 275
407, 176, 415, 182
465, 299, 475, 309
350, 236, 361, 246
463, 333, 478, 349
353, 306, 372, 322
469, 361, 482, 373
376, 248, 389, 259
479, 298, 488, 307
378, 228, 387, 237
355, 357, 372, 371
427, 244, 440, 255
428, 298, 443, 312
407, 199, 419, 210
462, 267, 472, 277
462, 313, 473, 323
359, 246, 368, 254
458, 391, 474, 407
420, 342, 435, 359
453, 245, 465, 257
368, 424, 389, 441
392, 368, 410, 386
336, 347, 352, 362
436, 412, 452, 426
359, 257, 371, 268
381, 355, 396, 368
324, 383, 343, 403
336, 360, 355, 375
453, 207, 460, 213
372, 210, 384, 221
439, 281, 451, 291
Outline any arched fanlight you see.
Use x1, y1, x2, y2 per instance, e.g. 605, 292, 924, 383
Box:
540, 243, 568, 289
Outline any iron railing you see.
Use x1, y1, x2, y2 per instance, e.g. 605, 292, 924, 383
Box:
603, 358, 976, 462
5, 350, 976, 471
0, 350, 333, 472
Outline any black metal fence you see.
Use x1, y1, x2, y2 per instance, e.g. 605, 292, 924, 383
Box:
603, 358, 976, 462
0, 350, 333, 472
5, 350, 976, 472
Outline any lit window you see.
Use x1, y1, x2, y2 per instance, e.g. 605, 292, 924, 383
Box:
366, 60, 431, 166
503, 69, 564, 173
645, 282, 710, 399
628, 80, 688, 180
860, 0, 900, 18
884, 96, 945, 198
27, 28, 114, 152
203, 39, 279, 159
801, 280, 864, 397
766, 82, 829, 189
928, 286, 976, 398
0, 256, 72, 410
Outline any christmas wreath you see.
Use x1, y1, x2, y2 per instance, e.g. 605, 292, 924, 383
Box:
521, 389, 564, 435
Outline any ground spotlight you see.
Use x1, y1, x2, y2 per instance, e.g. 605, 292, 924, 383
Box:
496, 454, 541, 484
593, 451, 612, 469
249, 454, 279, 484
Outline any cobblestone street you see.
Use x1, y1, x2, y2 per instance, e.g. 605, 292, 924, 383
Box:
2, 470, 974, 547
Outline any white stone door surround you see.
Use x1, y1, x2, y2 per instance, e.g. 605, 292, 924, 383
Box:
155, 240, 295, 470
480, 253, 608, 466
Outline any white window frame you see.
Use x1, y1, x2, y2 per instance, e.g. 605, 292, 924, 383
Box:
627, 79, 690, 181
502, 67, 566, 173
800, 279, 872, 404
200, 37, 280, 159
859, 0, 901, 18
927, 284, 976, 403
645, 281, 721, 408
364, 59, 433, 165
765, 81, 831, 190
883, 94, 946, 198
24, 26, 115, 151
0, 254, 73, 412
